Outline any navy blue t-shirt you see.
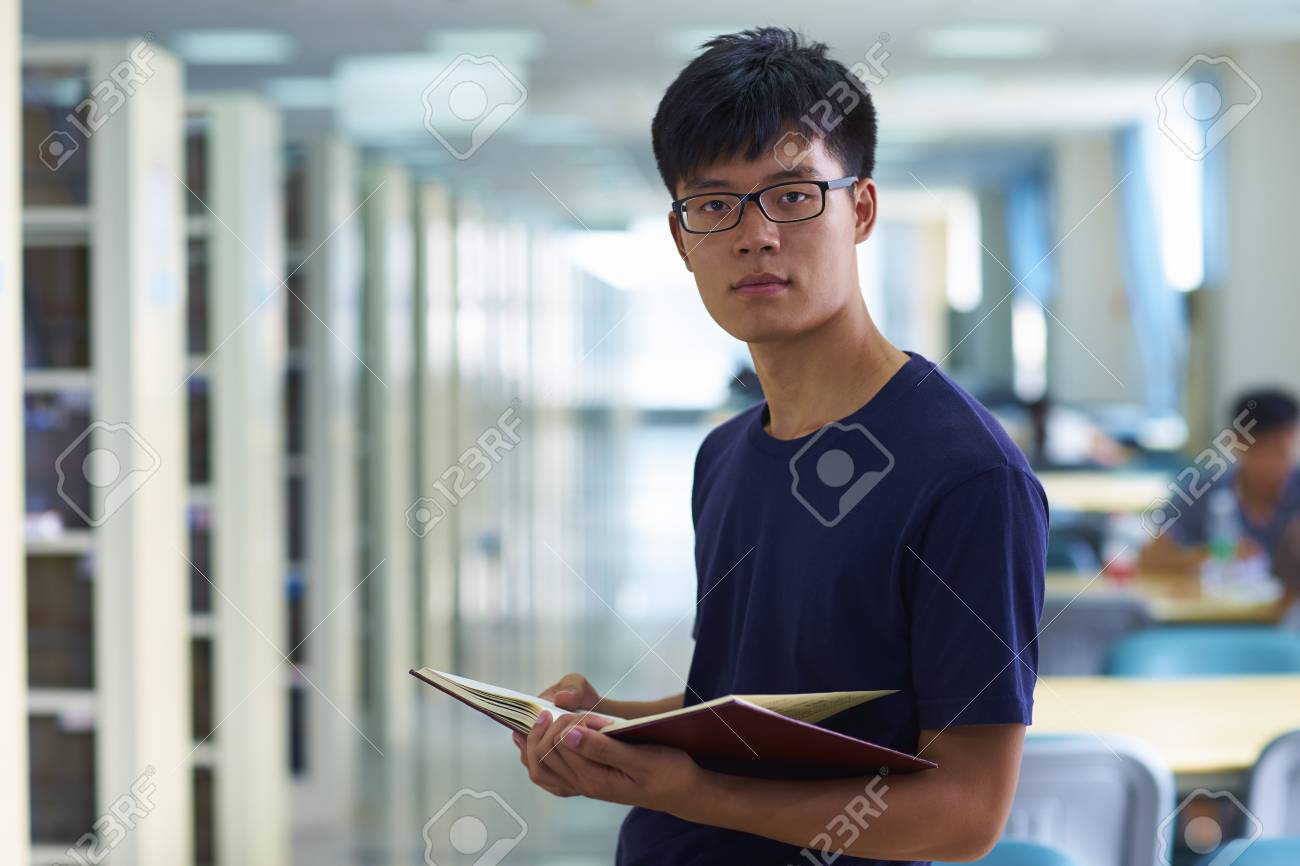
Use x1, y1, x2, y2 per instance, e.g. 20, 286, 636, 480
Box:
616, 351, 1048, 866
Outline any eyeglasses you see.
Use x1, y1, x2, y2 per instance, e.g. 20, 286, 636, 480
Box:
671, 176, 858, 234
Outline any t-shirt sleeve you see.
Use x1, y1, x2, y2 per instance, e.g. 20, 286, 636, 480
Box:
690, 435, 714, 642
906, 464, 1048, 730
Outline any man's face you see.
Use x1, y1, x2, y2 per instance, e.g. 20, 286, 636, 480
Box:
667, 133, 877, 344
1240, 424, 1298, 491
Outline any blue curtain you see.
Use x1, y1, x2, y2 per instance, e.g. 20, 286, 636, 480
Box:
1003, 165, 1056, 304
1114, 124, 1189, 416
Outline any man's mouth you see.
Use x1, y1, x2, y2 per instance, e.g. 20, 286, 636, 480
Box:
732, 272, 790, 296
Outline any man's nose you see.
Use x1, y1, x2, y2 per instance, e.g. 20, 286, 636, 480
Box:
732, 201, 780, 255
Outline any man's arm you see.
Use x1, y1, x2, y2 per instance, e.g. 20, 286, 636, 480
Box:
678, 724, 1024, 862
599, 693, 684, 720
1137, 533, 1206, 575
540, 717, 1024, 862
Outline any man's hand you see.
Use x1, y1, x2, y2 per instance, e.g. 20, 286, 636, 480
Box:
513, 710, 702, 812
538, 672, 603, 712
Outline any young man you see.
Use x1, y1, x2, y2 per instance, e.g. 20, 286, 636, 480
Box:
513, 27, 1048, 864
1140, 388, 1300, 578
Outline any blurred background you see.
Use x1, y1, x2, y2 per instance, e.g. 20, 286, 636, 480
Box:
5, 1, 1300, 865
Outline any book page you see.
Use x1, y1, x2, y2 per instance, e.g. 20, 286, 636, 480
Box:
738, 690, 896, 724
419, 668, 625, 728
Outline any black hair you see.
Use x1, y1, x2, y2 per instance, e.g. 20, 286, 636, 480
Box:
650, 27, 878, 196
1234, 388, 1300, 434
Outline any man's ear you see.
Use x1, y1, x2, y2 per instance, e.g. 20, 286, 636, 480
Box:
668, 210, 693, 272
853, 179, 878, 244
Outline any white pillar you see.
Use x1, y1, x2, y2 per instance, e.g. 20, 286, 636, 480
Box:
361, 162, 417, 754
1214, 42, 1300, 417
1049, 134, 1139, 405
0, 1, 31, 862
414, 182, 458, 672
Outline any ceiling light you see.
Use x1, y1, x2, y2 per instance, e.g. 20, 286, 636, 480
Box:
264, 76, 334, 109
172, 29, 296, 65
426, 29, 545, 63
921, 26, 1054, 60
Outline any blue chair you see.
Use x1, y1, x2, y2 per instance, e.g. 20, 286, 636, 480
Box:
951, 840, 1079, 865
1046, 531, 1101, 572
1001, 735, 1174, 866
1249, 730, 1300, 836
1103, 626, 1300, 678
1195, 836, 1300, 865
1037, 593, 1152, 676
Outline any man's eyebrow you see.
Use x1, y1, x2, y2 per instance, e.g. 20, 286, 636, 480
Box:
680, 164, 820, 194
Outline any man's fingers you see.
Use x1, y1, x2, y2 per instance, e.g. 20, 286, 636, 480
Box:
561, 726, 640, 770
525, 711, 554, 771
539, 673, 582, 702
523, 711, 581, 796
585, 714, 615, 730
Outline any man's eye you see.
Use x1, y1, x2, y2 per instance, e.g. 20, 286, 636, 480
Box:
781, 191, 808, 204
698, 199, 728, 212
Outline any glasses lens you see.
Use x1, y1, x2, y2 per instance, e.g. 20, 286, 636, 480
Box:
681, 194, 741, 232
758, 182, 824, 223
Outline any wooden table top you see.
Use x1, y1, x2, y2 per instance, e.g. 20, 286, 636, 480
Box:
1037, 470, 1170, 513
1034, 674, 1300, 776
1045, 571, 1282, 624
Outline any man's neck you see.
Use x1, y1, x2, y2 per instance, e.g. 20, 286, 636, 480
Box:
750, 301, 910, 440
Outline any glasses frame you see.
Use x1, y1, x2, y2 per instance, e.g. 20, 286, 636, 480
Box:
671, 175, 859, 234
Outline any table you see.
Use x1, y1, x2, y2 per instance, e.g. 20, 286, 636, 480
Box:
1034, 674, 1300, 785
1045, 571, 1282, 625
1038, 470, 1170, 513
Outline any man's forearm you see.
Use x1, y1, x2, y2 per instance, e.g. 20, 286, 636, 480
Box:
596, 692, 684, 720
673, 766, 997, 862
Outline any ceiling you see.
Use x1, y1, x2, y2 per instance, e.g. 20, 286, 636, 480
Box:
21, 0, 1300, 226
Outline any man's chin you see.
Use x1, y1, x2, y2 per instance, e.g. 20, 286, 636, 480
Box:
718, 318, 813, 345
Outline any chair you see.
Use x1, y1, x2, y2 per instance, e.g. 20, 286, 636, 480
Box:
1036, 593, 1153, 676
1249, 730, 1300, 836
939, 840, 1079, 865
1046, 535, 1102, 573
1194, 836, 1300, 865
1103, 626, 1300, 677
1000, 735, 1174, 866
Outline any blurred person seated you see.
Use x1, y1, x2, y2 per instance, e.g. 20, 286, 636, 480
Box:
1140, 388, 1300, 583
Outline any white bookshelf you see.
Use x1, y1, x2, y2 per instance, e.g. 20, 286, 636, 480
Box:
1, 4, 28, 863
184, 93, 287, 866
21, 39, 191, 866
282, 137, 364, 827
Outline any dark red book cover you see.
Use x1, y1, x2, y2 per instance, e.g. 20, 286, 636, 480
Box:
411, 669, 936, 780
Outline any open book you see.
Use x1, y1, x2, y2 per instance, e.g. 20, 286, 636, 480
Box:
411, 667, 936, 779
